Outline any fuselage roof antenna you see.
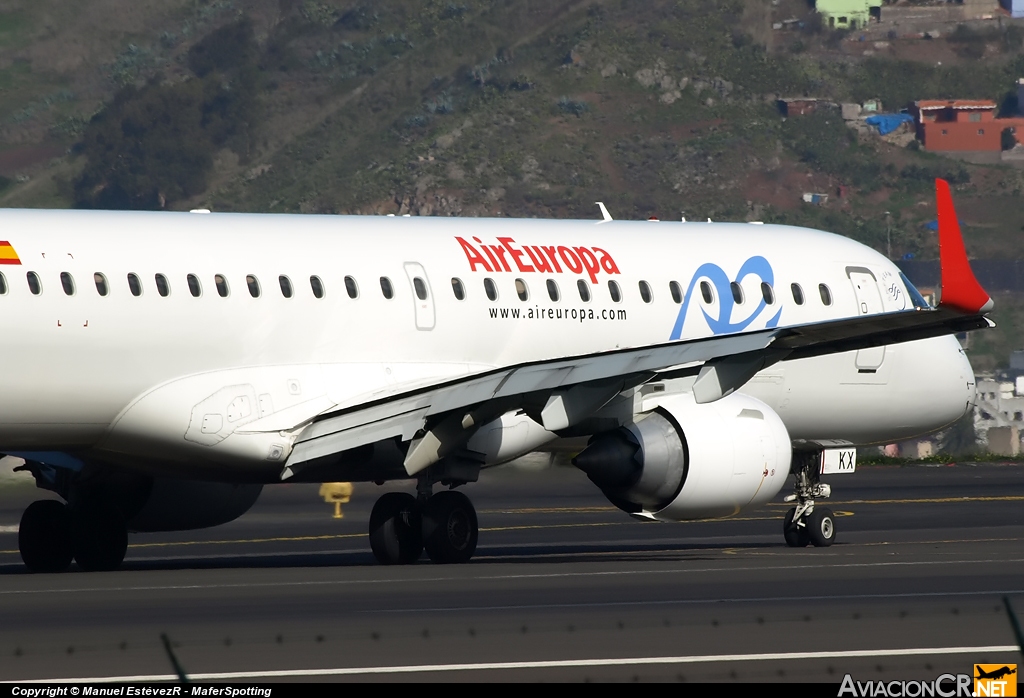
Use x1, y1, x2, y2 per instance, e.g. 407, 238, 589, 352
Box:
595, 202, 612, 223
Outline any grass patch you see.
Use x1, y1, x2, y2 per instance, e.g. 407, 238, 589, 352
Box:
0, 11, 31, 49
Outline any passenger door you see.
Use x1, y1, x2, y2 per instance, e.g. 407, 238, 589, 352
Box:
848, 268, 885, 371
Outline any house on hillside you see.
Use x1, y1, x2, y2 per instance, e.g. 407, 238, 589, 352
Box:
1001, 0, 1024, 19
912, 99, 1024, 152
814, 0, 882, 29
778, 98, 827, 116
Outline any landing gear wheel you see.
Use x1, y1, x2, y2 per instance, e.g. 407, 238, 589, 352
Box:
72, 503, 128, 572
19, 500, 73, 573
422, 490, 478, 564
369, 492, 423, 565
783, 507, 809, 548
806, 507, 836, 547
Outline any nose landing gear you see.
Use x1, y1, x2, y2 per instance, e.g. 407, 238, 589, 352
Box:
783, 452, 836, 548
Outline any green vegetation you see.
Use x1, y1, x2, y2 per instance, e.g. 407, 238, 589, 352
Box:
74, 18, 261, 210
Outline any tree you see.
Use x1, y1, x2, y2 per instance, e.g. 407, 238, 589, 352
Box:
1002, 127, 1019, 152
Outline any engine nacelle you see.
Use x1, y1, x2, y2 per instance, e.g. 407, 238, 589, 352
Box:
126, 479, 263, 532
573, 392, 790, 520
71, 468, 264, 532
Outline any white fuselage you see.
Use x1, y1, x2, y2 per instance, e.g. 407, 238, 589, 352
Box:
0, 209, 974, 480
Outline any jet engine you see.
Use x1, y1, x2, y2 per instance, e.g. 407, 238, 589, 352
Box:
573, 392, 790, 520
125, 479, 263, 532
65, 468, 264, 532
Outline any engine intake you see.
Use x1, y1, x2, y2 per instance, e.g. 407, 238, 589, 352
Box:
573, 409, 686, 511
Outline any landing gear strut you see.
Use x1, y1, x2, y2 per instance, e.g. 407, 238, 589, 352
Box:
783, 452, 836, 548
368, 471, 479, 565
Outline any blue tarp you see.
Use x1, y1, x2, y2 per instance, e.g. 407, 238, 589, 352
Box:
865, 113, 914, 135
924, 220, 964, 232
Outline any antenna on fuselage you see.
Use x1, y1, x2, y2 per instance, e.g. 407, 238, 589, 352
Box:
595, 202, 612, 223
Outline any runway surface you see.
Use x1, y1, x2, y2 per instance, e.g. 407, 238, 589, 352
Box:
2, 463, 1024, 683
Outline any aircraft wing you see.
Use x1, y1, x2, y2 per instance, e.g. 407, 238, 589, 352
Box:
285, 179, 991, 477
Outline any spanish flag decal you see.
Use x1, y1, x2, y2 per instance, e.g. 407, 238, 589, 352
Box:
0, 241, 21, 265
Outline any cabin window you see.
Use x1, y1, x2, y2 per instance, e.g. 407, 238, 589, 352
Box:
639, 280, 653, 303
730, 281, 744, 304
577, 279, 591, 302
94, 273, 109, 297
309, 275, 324, 299
669, 281, 683, 304
60, 272, 75, 296
279, 275, 293, 298
414, 277, 429, 301
761, 282, 775, 305
451, 277, 465, 301
155, 274, 170, 297
515, 278, 529, 301
128, 273, 142, 297
546, 279, 560, 302
700, 280, 714, 304
26, 272, 41, 295
819, 283, 833, 306
380, 276, 394, 300
344, 275, 358, 299
608, 280, 622, 303
791, 283, 804, 305
216, 274, 230, 298
246, 275, 261, 298
484, 278, 498, 301
187, 274, 202, 298
0, 272, 7, 295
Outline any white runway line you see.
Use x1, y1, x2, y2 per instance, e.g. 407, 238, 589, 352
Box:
16, 645, 1020, 683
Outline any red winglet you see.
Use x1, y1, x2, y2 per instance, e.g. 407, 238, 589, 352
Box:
936, 178, 992, 314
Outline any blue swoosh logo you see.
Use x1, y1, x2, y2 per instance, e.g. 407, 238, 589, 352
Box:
669, 256, 782, 340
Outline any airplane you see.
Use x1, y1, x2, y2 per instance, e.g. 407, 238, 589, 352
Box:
2, 178, 991, 572
976, 667, 1017, 681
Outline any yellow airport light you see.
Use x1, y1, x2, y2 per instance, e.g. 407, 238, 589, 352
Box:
319, 482, 353, 519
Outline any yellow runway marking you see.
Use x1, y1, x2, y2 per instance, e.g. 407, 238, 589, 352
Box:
0, 514, 802, 556
479, 506, 616, 514
0, 492, 1017, 557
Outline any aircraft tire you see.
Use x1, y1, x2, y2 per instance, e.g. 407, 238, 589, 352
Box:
806, 507, 836, 548
783, 508, 809, 548
19, 500, 74, 573
422, 490, 478, 564
72, 502, 128, 572
368, 492, 423, 565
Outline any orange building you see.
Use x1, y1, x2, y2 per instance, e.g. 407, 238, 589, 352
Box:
912, 99, 1024, 152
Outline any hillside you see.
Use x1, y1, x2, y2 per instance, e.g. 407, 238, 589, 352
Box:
1, 0, 1023, 365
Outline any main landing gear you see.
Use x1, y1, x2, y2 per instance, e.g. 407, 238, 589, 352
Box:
782, 452, 836, 548
19, 498, 128, 573
368, 482, 479, 565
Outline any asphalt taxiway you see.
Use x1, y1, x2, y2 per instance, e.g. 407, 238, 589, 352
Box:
2, 463, 1024, 682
